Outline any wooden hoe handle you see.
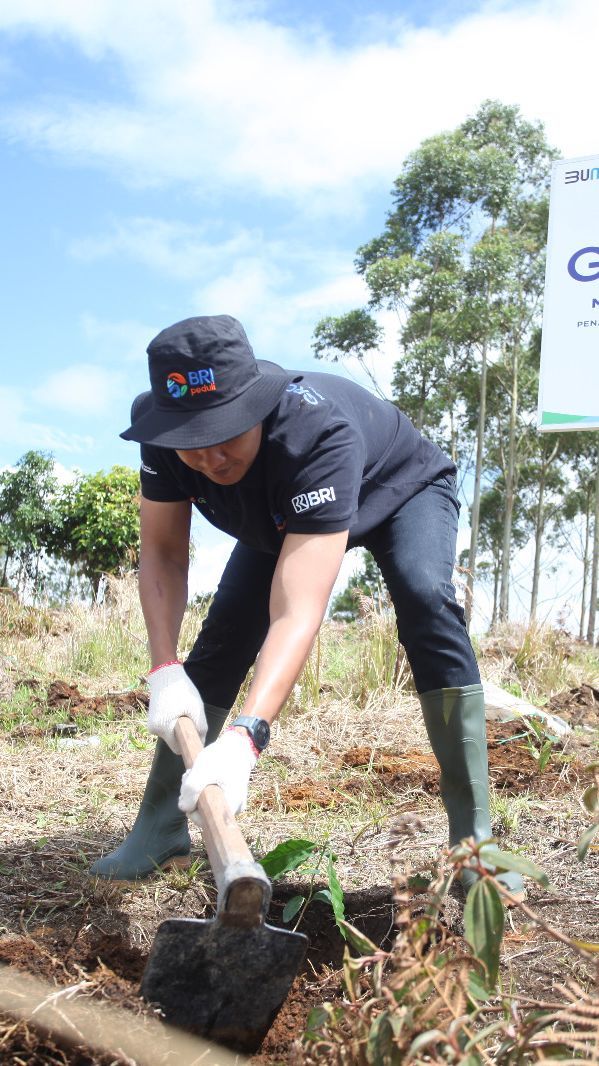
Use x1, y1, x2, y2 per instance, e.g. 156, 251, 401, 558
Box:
174, 717, 271, 926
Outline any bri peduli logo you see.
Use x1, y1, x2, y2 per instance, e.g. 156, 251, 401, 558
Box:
167, 368, 217, 399
166, 372, 188, 399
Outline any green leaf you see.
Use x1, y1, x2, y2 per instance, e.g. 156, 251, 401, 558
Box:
464, 879, 504, 990
407, 1030, 445, 1056
478, 844, 549, 887
468, 969, 491, 1002
259, 838, 317, 879
577, 823, 599, 862
327, 854, 346, 936
582, 784, 598, 815
407, 873, 431, 892
342, 946, 363, 1001
367, 1011, 399, 1066
537, 741, 553, 772
282, 894, 305, 923
303, 1005, 330, 1042
338, 920, 380, 956
312, 889, 332, 904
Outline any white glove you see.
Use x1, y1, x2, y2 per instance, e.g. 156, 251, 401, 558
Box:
178, 730, 258, 820
147, 662, 207, 755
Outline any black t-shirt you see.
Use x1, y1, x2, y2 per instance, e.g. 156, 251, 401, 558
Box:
138, 371, 455, 553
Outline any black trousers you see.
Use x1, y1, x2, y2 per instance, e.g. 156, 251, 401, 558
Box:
184, 476, 479, 709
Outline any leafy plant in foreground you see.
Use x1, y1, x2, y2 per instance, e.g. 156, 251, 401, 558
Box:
578, 762, 599, 861
295, 827, 599, 1064
260, 837, 346, 935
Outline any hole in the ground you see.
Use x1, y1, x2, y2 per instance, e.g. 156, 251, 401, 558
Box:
0, 888, 396, 1063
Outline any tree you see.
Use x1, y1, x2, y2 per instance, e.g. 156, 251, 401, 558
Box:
330, 551, 384, 621
48, 466, 140, 597
313, 100, 557, 628
312, 310, 387, 399
0, 451, 59, 597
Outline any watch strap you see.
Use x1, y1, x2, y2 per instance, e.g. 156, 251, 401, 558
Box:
230, 715, 271, 751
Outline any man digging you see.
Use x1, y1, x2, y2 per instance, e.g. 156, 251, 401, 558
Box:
91, 314, 524, 900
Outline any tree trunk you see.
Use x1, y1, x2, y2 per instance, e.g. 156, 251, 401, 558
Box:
465, 339, 488, 629
530, 441, 558, 623
579, 494, 592, 640
529, 464, 545, 623
33, 551, 43, 604
1, 551, 11, 587
492, 556, 500, 628
499, 344, 518, 621
586, 459, 599, 644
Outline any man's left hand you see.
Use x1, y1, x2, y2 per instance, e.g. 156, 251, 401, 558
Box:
178, 730, 258, 820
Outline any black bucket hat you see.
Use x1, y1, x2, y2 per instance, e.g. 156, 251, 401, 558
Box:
120, 315, 292, 449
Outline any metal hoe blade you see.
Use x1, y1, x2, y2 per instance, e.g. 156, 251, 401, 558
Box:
141, 916, 308, 1054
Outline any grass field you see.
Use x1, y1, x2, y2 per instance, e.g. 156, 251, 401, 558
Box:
0, 579, 598, 1063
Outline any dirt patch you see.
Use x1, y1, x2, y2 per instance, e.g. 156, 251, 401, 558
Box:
45, 680, 148, 719
0, 659, 597, 1063
261, 722, 580, 812
0, 886, 393, 1064
547, 683, 599, 727
0, 927, 146, 996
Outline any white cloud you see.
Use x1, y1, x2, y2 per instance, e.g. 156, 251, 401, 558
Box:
0, 0, 596, 203
68, 213, 377, 370
70, 220, 257, 282
31, 363, 121, 416
80, 314, 154, 364
0, 386, 94, 453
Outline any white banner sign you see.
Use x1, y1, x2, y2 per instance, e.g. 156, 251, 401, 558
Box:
538, 154, 599, 432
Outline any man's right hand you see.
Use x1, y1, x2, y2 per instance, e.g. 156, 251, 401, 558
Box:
147, 662, 207, 754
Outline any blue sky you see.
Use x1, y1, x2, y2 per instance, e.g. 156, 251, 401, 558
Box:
0, 0, 597, 614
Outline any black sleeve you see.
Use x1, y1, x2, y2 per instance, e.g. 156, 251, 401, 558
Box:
280, 420, 364, 534
138, 444, 189, 503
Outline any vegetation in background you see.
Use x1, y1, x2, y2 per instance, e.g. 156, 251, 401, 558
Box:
0, 459, 140, 603
329, 551, 384, 622
0, 451, 60, 597
313, 99, 598, 641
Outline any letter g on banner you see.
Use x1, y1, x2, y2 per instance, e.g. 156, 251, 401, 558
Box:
568, 247, 599, 282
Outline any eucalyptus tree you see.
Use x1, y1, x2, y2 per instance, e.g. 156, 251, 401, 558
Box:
520, 437, 566, 622
311, 309, 386, 399
312, 100, 557, 627
556, 439, 599, 642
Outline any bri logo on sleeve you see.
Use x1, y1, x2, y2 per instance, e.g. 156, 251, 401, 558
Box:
291, 486, 336, 513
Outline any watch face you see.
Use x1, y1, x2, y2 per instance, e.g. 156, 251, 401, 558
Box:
253, 719, 270, 749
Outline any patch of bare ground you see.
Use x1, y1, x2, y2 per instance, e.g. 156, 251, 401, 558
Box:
0, 676, 597, 1062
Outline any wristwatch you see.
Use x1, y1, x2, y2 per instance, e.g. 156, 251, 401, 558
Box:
230, 715, 271, 752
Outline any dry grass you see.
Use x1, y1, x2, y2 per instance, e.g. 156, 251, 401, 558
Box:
477, 620, 599, 701
0, 582, 598, 1061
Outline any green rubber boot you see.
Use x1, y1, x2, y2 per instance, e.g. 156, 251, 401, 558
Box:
90, 703, 229, 881
419, 684, 525, 900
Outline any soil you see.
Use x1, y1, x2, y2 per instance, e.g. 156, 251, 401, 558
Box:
547, 682, 599, 727
44, 680, 149, 720
0, 676, 597, 1064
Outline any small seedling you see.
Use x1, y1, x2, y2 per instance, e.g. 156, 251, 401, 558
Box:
522, 716, 559, 772
260, 837, 346, 936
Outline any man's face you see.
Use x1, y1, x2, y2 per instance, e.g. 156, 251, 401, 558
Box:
175, 423, 262, 485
